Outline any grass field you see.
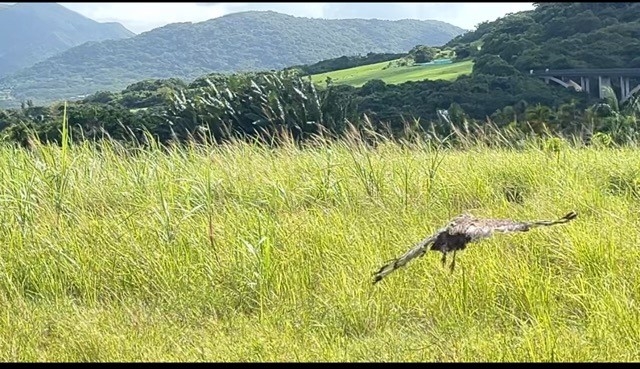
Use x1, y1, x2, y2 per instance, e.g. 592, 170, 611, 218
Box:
1, 133, 640, 361
309, 59, 473, 87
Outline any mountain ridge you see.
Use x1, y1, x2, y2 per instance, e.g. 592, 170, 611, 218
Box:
0, 10, 465, 107
0, 2, 134, 78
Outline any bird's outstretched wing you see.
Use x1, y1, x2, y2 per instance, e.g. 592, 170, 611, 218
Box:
470, 211, 578, 237
372, 234, 438, 284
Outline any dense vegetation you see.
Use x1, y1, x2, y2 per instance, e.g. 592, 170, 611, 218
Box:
0, 3, 133, 78
0, 69, 636, 150
0, 11, 465, 107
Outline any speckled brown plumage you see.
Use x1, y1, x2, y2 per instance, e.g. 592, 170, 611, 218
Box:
373, 211, 577, 284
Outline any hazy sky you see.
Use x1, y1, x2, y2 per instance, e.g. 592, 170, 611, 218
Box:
59, 2, 535, 34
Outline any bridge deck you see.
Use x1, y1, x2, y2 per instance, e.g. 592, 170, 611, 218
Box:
532, 68, 640, 77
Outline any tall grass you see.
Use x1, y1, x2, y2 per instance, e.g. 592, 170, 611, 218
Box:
0, 126, 639, 361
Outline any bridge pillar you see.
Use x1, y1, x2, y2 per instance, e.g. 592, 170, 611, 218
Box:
622, 82, 640, 104
585, 78, 590, 94
599, 76, 611, 99
625, 77, 630, 100
620, 77, 627, 101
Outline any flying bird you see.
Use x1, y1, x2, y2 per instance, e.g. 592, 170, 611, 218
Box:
373, 211, 578, 284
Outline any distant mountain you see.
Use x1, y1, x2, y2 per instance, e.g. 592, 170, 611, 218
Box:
0, 2, 134, 78
0, 10, 466, 107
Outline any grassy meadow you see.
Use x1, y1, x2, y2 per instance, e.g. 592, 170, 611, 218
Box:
309, 59, 473, 87
1, 131, 640, 361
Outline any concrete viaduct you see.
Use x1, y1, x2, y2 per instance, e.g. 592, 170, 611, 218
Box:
531, 68, 640, 103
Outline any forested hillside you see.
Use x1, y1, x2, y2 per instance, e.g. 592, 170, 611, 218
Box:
447, 2, 640, 70
0, 11, 465, 107
0, 3, 134, 78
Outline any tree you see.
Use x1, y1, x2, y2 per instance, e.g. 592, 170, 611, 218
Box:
525, 103, 554, 133
409, 45, 438, 63
473, 55, 520, 76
